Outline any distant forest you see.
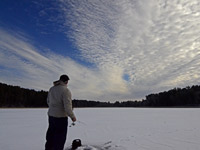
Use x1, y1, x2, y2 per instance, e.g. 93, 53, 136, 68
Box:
0, 82, 200, 108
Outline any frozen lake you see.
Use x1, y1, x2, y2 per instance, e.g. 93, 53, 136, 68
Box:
0, 108, 200, 150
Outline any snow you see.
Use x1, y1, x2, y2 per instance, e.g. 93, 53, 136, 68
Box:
0, 108, 200, 150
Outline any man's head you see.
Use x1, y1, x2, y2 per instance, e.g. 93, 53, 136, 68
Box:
59, 74, 70, 83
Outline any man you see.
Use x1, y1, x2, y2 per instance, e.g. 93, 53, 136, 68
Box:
45, 74, 76, 150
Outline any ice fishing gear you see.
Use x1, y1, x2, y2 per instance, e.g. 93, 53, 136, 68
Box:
69, 120, 86, 127
72, 139, 82, 150
69, 122, 76, 127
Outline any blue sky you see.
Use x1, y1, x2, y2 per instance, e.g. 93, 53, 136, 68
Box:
1, 0, 200, 101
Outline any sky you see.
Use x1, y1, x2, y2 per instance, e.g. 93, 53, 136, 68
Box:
0, 0, 200, 102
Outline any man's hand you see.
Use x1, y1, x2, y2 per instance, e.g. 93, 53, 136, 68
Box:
71, 117, 77, 122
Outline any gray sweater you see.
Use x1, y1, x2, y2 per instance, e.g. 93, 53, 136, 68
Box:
47, 81, 75, 119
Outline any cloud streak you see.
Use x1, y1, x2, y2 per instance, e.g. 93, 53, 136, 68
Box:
0, 27, 128, 101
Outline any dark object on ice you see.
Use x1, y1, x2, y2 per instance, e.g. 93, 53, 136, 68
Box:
72, 139, 82, 149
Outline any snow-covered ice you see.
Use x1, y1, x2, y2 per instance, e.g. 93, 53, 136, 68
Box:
0, 108, 200, 150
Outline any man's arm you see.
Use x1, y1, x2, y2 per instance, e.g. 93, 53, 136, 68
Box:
62, 88, 76, 122
47, 90, 50, 106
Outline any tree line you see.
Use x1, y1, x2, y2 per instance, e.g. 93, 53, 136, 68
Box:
0, 82, 200, 108
0, 83, 48, 107
144, 86, 200, 107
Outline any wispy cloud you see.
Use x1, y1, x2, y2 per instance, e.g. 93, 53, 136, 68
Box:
58, 0, 200, 98
0, 27, 128, 101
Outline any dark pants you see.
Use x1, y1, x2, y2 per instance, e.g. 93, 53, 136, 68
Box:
45, 116, 68, 150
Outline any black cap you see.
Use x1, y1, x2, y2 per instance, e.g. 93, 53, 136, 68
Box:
59, 74, 70, 82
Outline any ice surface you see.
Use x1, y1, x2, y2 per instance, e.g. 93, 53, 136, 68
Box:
0, 108, 200, 150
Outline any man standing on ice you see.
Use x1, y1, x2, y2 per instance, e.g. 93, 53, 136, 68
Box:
45, 74, 77, 150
